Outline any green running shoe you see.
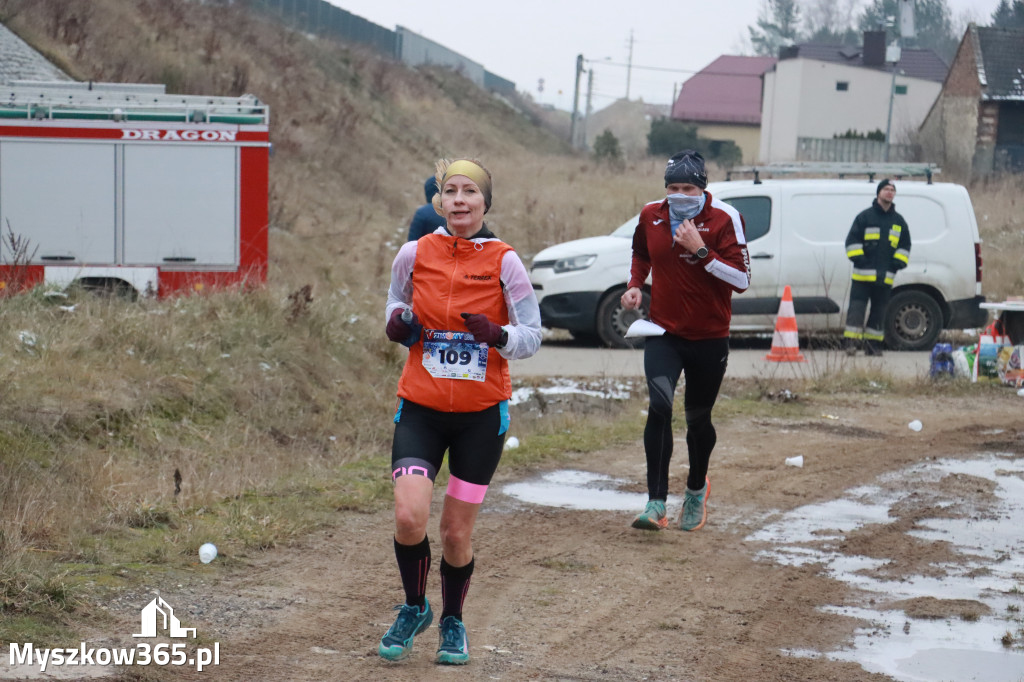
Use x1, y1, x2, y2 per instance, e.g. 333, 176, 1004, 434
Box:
378, 599, 432, 661
436, 616, 470, 665
631, 499, 668, 530
680, 477, 710, 531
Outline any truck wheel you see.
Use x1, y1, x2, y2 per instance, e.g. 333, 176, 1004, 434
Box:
75, 278, 138, 301
884, 290, 942, 351
596, 287, 649, 349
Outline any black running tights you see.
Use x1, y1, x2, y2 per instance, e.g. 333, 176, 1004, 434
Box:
642, 334, 729, 499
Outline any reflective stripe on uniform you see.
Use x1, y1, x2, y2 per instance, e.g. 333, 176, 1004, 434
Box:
852, 268, 877, 282
889, 224, 902, 247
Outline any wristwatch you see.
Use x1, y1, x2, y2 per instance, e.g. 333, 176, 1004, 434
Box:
695, 245, 709, 259
495, 328, 509, 349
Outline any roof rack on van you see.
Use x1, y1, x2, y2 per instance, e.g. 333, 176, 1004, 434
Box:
725, 162, 940, 185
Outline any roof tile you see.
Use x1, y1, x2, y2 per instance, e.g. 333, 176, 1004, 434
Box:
671, 55, 776, 125
976, 26, 1024, 100
0, 22, 72, 85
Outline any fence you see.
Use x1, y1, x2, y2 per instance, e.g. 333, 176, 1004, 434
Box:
796, 137, 920, 163
246, 0, 395, 56
243, 0, 515, 96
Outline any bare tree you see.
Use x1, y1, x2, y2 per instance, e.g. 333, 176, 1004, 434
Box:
803, 0, 861, 44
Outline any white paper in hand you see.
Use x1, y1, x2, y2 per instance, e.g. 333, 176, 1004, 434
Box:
625, 319, 667, 338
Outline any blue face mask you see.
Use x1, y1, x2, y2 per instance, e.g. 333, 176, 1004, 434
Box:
667, 193, 706, 221
666, 192, 706, 236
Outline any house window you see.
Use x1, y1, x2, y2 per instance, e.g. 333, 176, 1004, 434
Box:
836, 81, 849, 91
895, 85, 908, 95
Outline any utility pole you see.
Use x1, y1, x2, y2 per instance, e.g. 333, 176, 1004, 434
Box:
583, 68, 594, 151
625, 30, 634, 100
884, 43, 898, 162
885, 0, 915, 162
570, 54, 583, 149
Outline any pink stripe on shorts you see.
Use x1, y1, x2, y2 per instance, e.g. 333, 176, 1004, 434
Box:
446, 475, 488, 504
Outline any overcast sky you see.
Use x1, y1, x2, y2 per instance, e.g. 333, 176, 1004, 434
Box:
330, 0, 1000, 112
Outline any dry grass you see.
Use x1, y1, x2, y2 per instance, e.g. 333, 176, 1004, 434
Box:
967, 175, 1024, 301
0, 284, 396, 545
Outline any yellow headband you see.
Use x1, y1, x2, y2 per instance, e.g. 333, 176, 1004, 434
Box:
441, 160, 490, 194
433, 159, 493, 216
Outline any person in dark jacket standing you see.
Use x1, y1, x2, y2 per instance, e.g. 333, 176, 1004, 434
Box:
843, 179, 911, 356
407, 175, 447, 241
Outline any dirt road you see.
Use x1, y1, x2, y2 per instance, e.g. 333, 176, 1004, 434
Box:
14, 380, 1022, 682
511, 344, 933, 380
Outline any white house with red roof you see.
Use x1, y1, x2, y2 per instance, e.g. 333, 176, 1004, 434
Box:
759, 31, 948, 163
670, 55, 777, 164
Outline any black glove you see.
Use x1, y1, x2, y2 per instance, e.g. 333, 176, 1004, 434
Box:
461, 312, 503, 346
386, 308, 421, 347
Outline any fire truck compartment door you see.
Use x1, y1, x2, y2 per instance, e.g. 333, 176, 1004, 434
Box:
0, 141, 116, 264
123, 145, 237, 266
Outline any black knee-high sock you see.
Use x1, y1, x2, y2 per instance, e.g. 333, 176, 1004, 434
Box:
394, 536, 430, 610
439, 556, 474, 621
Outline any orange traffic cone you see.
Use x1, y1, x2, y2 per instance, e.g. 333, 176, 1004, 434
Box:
765, 285, 806, 362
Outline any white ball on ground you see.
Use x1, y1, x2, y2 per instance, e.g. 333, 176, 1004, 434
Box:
198, 543, 218, 564
504, 436, 520, 450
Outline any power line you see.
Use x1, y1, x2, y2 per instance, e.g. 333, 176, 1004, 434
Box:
588, 60, 772, 78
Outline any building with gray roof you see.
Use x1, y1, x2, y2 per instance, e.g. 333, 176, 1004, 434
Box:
919, 25, 1024, 177
0, 22, 71, 85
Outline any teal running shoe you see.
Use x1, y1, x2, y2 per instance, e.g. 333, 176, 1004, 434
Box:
436, 616, 470, 665
631, 499, 668, 530
680, 477, 710, 531
378, 599, 432, 661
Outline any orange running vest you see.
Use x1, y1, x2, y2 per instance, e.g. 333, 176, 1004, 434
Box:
397, 233, 514, 412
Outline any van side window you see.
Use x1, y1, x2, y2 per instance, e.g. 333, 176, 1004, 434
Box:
723, 196, 771, 242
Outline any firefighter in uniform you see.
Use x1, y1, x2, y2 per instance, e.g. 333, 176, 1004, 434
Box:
843, 178, 911, 356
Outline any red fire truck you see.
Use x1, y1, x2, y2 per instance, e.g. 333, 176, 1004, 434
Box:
0, 81, 270, 298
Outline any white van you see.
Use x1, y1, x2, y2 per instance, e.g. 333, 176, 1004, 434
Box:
529, 179, 987, 350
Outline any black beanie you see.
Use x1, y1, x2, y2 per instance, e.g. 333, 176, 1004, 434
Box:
664, 150, 708, 189
876, 178, 894, 196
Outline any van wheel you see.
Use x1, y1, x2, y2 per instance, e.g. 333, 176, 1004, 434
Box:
596, 287, 649, 349
884, 290, 942, 351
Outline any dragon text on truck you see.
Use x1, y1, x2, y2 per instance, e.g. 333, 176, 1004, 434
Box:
0, 81, 270, 298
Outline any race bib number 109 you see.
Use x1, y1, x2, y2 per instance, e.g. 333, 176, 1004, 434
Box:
421, 329, 488, 382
